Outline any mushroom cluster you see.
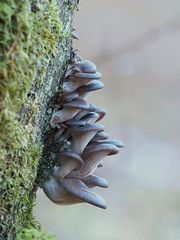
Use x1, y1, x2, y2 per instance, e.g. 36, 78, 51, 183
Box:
43, 51, 123, 209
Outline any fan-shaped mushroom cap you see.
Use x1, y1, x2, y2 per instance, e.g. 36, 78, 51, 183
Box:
94, 107, 106, 122
60, 178, 107, 209
102, 139, 124, 148
50, 99, 89, 127
81, 175, 109, 188
63, 76, 94, 93
65, 119, 86, 127
80, 112, 99, 124
43, 176, 83, 205
89, 139, 124, 149
74, 60, 97, 73
73, 71, 102, 79
70, 143, 119, 178
73, 103, 96, 120
69, 123, 105, 154
43, 176, 69, 204
60, 91, 79, 103
53, 151, 83, 180
91, 131, 109, 141
77, 80, 104, 99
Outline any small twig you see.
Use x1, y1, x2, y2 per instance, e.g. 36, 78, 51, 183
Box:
6, 41, 17, 57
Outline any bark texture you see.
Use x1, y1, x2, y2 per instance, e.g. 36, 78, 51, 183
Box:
0, 0, 77, 239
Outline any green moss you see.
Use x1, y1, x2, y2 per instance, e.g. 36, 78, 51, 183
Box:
16, 227, 55, 240
0, 0, 64, 239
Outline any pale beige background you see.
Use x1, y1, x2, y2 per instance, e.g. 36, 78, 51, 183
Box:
35, 1, 180, 239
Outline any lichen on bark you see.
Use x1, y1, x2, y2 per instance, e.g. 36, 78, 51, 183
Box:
0, 0, 76, 239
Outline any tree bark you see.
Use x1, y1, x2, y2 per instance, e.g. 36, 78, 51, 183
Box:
0, 0, 77, 239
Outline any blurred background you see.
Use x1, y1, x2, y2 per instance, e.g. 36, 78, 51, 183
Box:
35, 0, 180, 239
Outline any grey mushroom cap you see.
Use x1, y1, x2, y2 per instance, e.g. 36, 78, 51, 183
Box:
60, 91, 79, 102
80, 112, 99, 124
70, 143, 119, 178
60, 178, 107, 209
73, 71, 102, 79
84, 143, 119, 156
91, 131, 109, 141
81, 175, 109, 188
69, 123, 105, 154
63, 76, 94, 93
53, 151, 84, 180
69, 123, 105, 133
102, 139, 124, 148
63, 99, 89, 109
77, 80, 104, 98
88, 139, 124, 149
43, 176, 83, 205
74, 60, 97, 73
43, 176, 69, 204
65, 119, 86, 127
87, 104, 106, 122
50, 99, 89, 126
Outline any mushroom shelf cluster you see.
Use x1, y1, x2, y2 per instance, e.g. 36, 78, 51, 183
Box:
43, 51, 123, 209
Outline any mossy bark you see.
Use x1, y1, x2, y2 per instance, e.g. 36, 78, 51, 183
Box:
0, 0, 77, 239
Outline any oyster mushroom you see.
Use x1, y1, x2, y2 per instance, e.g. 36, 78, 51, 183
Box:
91, 131, 109, 141
63, 72, 102, 93
81, 175, 109, 188
43, 176, 83, 205
73, 103, 98, 120
80, 112, 99, 124
60, 178, 107, 209
70, 143, 119, 178
60, 91, 79, 103
76, 80, 104, 99
50, 99, 89, 128
88, 139, 124, 149
53, 151, 83, 180
73, 60, 97, 73
69, 123, 105, 154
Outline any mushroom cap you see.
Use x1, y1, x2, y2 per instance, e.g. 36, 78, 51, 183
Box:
80, 112, 99, 124
94, 107, 106, 122
88, 104, 106, 122
69, 123, 105, 133
53, 151, 84, 180
63, 99, 89, 110
81, 175, 109, 188
65, 119, 86, 127
83, 143, 119, 156
43, 176, 68, 204
56, 151, 83, 166
73, 71, 102, 79
60, 178, 107, 209
69, 123, 105, 154
60, 91, 79, 102
91, 131, 109, 141
74, 60, 97, 73
50, 99, 89, 126
77, 80, 104, 94
102, 139, 124, 148
43, 176, 83, 205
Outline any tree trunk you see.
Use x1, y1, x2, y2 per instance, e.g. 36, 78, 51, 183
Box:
0, 0, 77, 239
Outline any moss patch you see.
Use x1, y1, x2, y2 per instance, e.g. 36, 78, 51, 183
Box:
16, 227, 55, 240
0, 0, 64, 239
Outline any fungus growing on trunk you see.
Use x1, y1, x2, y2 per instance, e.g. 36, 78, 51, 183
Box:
42, 48, 123, 209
